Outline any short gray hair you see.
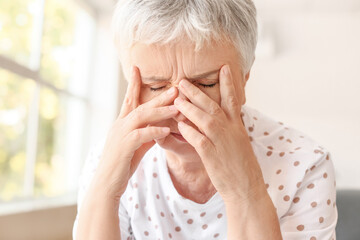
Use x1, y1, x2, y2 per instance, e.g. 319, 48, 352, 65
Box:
112, 0, 258, 74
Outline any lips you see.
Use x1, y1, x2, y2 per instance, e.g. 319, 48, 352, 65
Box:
170, 132, 187, 142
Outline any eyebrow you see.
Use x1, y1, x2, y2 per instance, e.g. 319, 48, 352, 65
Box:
142, 69, 220, 82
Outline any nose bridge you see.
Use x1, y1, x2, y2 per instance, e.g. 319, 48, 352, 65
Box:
171, 83, 189, 123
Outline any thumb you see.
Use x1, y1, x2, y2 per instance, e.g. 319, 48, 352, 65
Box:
130, 140, 156, 175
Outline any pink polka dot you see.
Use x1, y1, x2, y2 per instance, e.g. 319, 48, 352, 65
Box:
148, 216, 151, 221
217, 213, 223, 219
202, 224, 208, 230
276, 169, 282, 174
153, 157, 157, 162
279, 152, 285, 157
323, 173, 328, 178
307, 183, 315, 189
200, 212, 206, 217
156, 194, 160, 199
294, 161, 300, 166
183, 209, 188, 214
214, 233, 220, 238
278, 185, 284, 190
160, 212, 165, 217
297, 225, 305, 231
175, 226, 181, 232
168, 233, 172, 238
153, 173, 158, 178
144, 231, 149, 236
283, 195, 290, 201
187, 219, 193, 224
266, 151, 272, 156
135, 204, 139, 209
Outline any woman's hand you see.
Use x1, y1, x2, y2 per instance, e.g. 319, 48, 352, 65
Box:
92, 66, 179, 201
174, 65, 266, 204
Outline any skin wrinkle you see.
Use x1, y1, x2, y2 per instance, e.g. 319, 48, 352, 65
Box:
123, 37, 251, 203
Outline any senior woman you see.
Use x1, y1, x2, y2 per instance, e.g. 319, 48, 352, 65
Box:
73, 0, 337, 239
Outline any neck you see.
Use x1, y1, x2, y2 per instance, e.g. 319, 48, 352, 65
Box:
165, 150, 217, 203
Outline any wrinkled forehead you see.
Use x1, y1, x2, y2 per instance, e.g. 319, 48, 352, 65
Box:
121, 39, 241, 82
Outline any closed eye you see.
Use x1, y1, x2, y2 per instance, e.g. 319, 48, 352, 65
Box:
150, 83, 217, 92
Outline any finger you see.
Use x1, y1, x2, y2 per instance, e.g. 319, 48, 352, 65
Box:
127, 126, 171, 150
119, 66, 141, 118
130, 141, 156, 175
139, 86, 178, 109
174, 97, 219, 140
219, 65, 241, 120
178, 79, 222, 116
177, 121, 215, 159
126, 105, 179, 130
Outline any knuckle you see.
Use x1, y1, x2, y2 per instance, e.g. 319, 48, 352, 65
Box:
132, 108, 144, 121
131, 129, 141, 142
204, 118, 218, 131
209, 103, 221, 115
227, 95, 239, 108
198, 135, 210, 150
124, 96, 132, 105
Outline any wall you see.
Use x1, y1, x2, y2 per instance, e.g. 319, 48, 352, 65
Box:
248, 0, 360, 189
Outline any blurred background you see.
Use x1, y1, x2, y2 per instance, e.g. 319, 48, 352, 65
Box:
0, 0, 359, 239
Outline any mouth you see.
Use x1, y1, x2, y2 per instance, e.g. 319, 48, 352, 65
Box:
170, 132, 187, 142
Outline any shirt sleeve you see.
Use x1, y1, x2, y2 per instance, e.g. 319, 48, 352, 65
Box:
72, 138, 133, 240
279, 149, 338, 240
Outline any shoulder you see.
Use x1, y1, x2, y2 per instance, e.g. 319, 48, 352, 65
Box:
242, 105, 337, 219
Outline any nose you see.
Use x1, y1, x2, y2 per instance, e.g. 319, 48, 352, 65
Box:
172, 86, 189, 123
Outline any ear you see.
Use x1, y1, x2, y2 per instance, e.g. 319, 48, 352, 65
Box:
242, 69, 253, 105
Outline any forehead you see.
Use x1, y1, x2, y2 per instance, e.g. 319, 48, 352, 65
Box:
127, 39, 239, 77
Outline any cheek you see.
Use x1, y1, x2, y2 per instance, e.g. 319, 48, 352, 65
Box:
200, 86, 221, 105
139, 88, 159, 105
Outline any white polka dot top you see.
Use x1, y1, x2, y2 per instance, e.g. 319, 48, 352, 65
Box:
73, 104, 338, 240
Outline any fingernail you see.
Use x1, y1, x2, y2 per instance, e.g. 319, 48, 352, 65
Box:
178, 121, 186, 129
169, 105, 177, 111
167, 87, 175, 95
222, 65, 229, 76
180, 79, 189, 88
174, 97, 183, 105
162, 127, 170, 133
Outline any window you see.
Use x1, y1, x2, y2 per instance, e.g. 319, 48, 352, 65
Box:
0, 0, 97, 204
